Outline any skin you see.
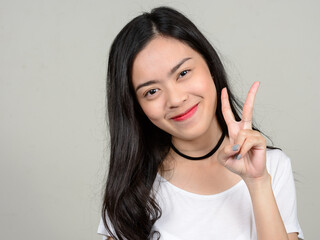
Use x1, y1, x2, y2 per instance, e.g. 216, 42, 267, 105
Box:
130, 36, 298, 240
133, 37, 220, 147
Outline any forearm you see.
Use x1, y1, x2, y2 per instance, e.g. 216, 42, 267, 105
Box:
245, 174, 288, 240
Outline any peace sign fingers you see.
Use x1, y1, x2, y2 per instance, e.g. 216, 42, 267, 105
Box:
221, 82, 260, 141
219, 82, 266, 181
242, 81, 260, 129
221, 87, 236, 127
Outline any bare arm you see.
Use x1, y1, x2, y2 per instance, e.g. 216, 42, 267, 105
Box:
219, 82, 295, 239
245, 174, 288, 240
288, 233, 298, 240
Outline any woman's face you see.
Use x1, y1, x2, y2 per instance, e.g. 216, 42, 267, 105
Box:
132, 36, 219, 142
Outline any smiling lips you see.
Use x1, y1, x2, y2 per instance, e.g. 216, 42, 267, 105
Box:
171, 104, 198, 121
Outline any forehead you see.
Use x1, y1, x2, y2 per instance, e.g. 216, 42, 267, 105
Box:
132, 36, 199, 85
135, 36, 194, 63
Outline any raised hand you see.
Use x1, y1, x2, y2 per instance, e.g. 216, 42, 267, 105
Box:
218, 82, 268, 181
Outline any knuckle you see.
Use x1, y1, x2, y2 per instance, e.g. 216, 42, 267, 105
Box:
252, 130, 261, 136
223, 146, 229, 155
238, 129, 247, 137
247, 136, 256, 144
238, 129, 252, 138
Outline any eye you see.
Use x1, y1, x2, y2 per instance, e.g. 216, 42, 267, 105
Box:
178, 70, 190, 78
145, 88, 159, 97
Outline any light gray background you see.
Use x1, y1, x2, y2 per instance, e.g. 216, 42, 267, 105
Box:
1, 0, 318, 239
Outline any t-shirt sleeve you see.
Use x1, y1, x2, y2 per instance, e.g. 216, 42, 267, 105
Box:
266, 149, 304, 239
97, 215, 116, 239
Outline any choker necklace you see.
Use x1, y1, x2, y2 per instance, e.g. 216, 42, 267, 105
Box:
170, 132, 225, 161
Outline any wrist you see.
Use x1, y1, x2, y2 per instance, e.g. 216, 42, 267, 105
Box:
243, 172, 271, 191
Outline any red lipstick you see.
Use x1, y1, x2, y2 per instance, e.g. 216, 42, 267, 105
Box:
172, 104, 198, 121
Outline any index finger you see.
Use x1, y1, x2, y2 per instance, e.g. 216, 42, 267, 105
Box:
242, 81, 260, 128
221, 87, 235, 126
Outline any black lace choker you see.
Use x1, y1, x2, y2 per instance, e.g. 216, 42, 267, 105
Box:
170, 132, 225, 160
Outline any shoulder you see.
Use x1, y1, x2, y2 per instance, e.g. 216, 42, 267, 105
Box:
97, 217, 117, 240
265, 149, 304, 239
266, 148, 295, 190
266, 148, 292, 174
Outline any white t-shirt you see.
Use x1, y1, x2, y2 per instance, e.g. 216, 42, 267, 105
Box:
98, 149, 304, 240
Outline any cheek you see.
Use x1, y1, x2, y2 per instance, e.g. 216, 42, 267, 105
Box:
139, 101, 164, 122
192, 74, 216, 97
143, 108, 159, 121
208, 82, 218, 108
195, 75, 218, 112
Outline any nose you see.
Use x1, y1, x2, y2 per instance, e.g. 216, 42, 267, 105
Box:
166, 84, 188, 109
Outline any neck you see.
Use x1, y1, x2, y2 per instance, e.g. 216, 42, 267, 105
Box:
171, 117, 224, 159
171, 131, 225, 160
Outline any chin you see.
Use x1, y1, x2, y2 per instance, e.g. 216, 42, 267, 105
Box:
172, 124, 211, 141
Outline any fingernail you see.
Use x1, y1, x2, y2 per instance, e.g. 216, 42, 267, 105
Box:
232, 144, 239, 151
234, 154, 241, 160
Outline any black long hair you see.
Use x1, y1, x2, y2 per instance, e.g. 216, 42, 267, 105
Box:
102, 6, 272, 240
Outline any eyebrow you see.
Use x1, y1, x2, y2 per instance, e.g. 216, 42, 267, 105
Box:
168, 57, 192, 77
135, 80, 160, 92
135, 57, 192, 92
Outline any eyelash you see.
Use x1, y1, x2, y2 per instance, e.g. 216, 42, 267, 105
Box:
143, 69, 191, 98
178, 69, 190, 79
144, 88, 159, 97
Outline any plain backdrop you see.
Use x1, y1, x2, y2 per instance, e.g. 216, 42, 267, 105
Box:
0, 0, 319, 239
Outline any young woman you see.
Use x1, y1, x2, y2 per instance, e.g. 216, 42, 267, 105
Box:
98, 6, 303, 240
